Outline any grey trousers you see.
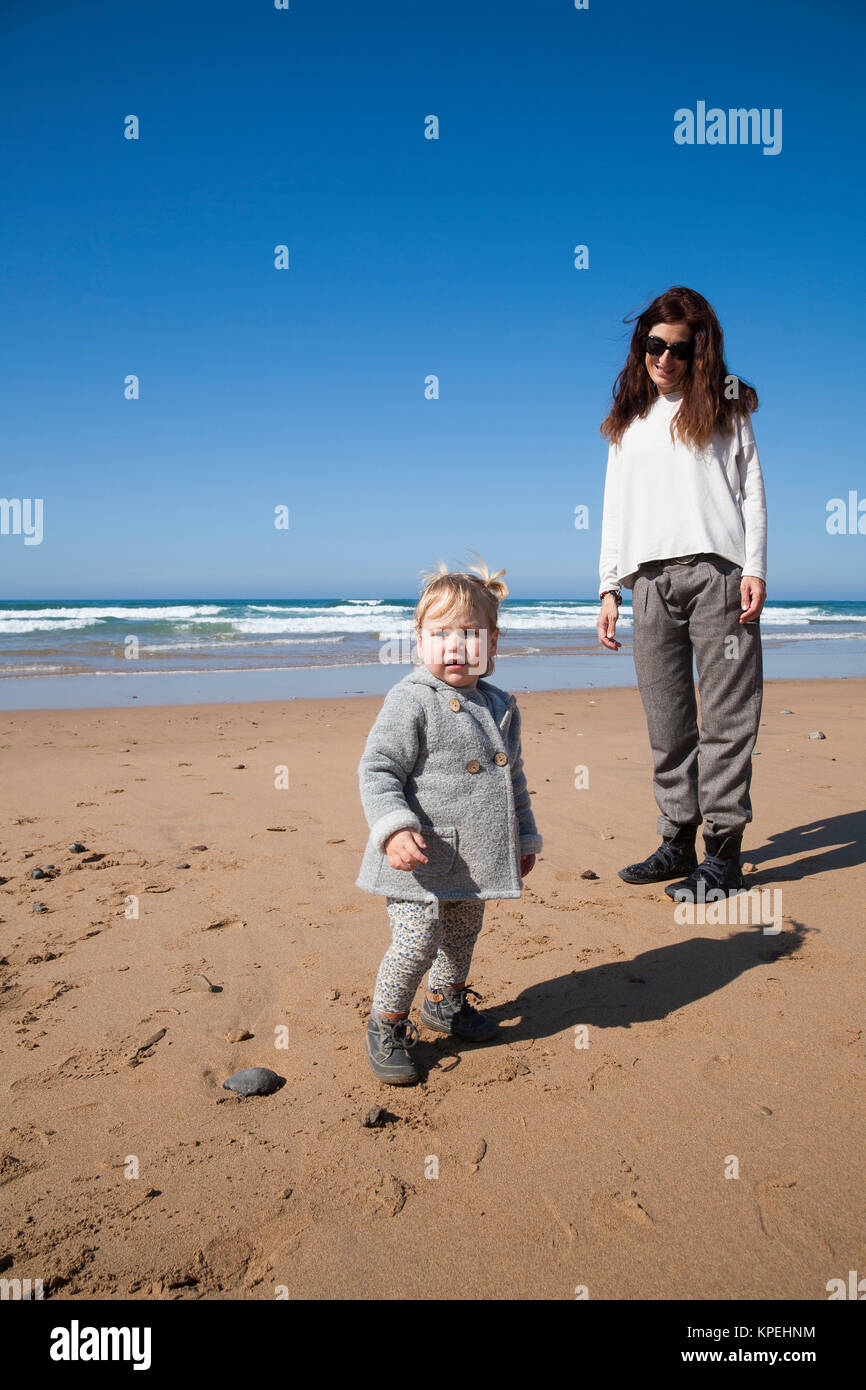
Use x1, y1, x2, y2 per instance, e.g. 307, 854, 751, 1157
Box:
631, 554, 763, 840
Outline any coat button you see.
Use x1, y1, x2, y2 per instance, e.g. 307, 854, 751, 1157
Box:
494, 751, 508, 765
466, 759, 481, 773
449, 698, 461, 711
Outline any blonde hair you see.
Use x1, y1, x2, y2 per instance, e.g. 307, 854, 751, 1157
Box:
414, 552, 509, 678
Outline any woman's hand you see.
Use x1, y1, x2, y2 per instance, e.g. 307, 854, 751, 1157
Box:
520, 853, 536, 878
597, 594, 622, 651
739, 575, 766, 624
384, 828, 428, 870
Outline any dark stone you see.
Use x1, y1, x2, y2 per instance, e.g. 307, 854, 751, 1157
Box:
222, 1067, 283, 1097
68, 842, 86, 853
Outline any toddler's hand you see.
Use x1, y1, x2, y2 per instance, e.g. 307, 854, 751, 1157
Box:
384, 829, 428, 870
520, 853, 536, 877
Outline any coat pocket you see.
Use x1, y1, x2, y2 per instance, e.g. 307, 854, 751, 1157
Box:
374, 824, 458, 888
412, 825, 458, 878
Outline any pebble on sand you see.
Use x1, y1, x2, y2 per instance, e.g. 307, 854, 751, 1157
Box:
222, 1067, 282, 1097
580, 869, 599, 880
224, 1028, 252, 1043
780, 708, 794, 714
808, 731, 826, 739
173, 862, 190, 870
190, 973, 216, 992
360, 1107, 383, 1127
68, 842, 86, 853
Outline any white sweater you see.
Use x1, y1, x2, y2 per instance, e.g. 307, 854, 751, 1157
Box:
598, 389, 767, 594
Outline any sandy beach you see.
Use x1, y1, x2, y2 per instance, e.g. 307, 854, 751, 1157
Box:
1, 676, 863, 1301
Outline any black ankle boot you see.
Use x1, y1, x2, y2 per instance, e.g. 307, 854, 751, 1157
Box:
665, 832, 744, 901
618, 825, 699, 884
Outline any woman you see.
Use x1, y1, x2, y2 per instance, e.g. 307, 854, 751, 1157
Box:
596, 286, 767, 901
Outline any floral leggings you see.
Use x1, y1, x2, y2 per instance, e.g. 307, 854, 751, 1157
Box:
372, 898, 486, 1015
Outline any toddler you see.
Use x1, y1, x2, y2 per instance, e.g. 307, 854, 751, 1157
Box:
355, 556, 542, 1084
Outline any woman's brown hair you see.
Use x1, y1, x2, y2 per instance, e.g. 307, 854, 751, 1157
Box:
600, 286, 758, 449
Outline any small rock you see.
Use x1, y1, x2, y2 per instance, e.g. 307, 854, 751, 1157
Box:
32, 904, 48, 913
173, 863, 190, 870
326, 838, 345, 845
742, 862, 755, 874
360, 1107, 383, 1128
471, 1138, 487, 1166
779, 708, 794, 715
325, 988, 340, 1001
68, 842, 86, 853
759, 1106, 773, 1115
600, 833, 615, 841
190, 973, 216, 992
189, 844, 208, 852
134, 1028, 167, 1054
42, 864, 55, 870
222, 1067, 282, 1097
808, 731, 826, 740
31, 868, 46, 879
281, 1186, 293, 1200
580, 869, 599, 880
233, 764, 246, 770
224, 1028, 252, 1043
752, 750, 761, 755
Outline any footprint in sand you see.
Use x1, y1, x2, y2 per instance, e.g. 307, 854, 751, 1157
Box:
610, 1190, 656, 1228
586, 1057, 625, 1093
753, 1173, 834, 1260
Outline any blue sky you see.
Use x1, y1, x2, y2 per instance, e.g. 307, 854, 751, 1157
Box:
2, 0, 864, 601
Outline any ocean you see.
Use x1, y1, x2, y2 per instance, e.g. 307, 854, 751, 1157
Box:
1, 598, 864, 709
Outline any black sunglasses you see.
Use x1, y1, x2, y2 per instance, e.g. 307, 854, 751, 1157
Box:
644, 333, 694, 361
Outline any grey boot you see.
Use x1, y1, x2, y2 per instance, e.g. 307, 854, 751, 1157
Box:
365, 1011, 420, 1085
419, 985, 498, 1041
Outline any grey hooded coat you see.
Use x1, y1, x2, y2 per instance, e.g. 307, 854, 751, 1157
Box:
355, 663, 542, 907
